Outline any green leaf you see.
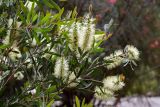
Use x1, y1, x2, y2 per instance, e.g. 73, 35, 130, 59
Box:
50, 92, 61, 99
0, 44, 9, 49
45, 85, 56, 93
47, 99, 54, 107
75, 96, 80, 107
27, 2, 35, 23
72, 7, 77, 19
89, 57, 99, 69
95, 40, 103, 47
33, 31, 40, 45
43, 33, 50, 41
17, 11, 25, 23
43, 0, 54, 8
78, 47, 83, 55
86, 102, 93, 107
95, 29, 105, 35
81, 98, 86, 107
92, 47, 104, 53
32, 14, 38, 23
0, 64, 8, 70
57, 8, 64, 20
48, 52, 61, 57
49, 0, 61, 11
43, 0, 60, 11
50, 13, 59, 21
40, 12, 51, 25
20, 1, 28, 15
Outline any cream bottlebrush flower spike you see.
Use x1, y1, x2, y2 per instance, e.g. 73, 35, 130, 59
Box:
104, 45, 140, 70
54, 57, 79, 87
78, 16, 95, 51
94, 86, 114, 100
3, 18, 13, 44
67, 72, 79, 87
8, 47, 22, 61
68, 22, 79, 53
104, 50, 124, 70
94, 75, 125, 100
103, 75, 125, 91
123, 45, 140, 68
14, 71, 24, 80
54, 57, 69, 79
3, 18, 13, 45
124, 45, 140, 61
24, 58, 33, 69
59, 15, 96, 52
3, 19, 22, 45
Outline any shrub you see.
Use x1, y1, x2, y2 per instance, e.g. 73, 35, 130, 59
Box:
0, 0, 139, 106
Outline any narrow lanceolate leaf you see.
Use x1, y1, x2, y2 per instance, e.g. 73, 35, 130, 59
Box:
43, 0, 60, 11
49, 0, 61, 11
75, 96, 80, 107
17, 11, 25, 23
72, 7, 77, 19
57, 8, 64, 19
20, 1, 28, 15
32, 14, 38, 23
81, 98, 86, 107
27, 2, 35, 24
0, 44, 9, 49
39, 12, 51, 25
47, 99, 54, 107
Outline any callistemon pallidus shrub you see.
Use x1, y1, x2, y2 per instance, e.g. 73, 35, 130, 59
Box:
56, 15, 140, 100
0, 0, 140, 106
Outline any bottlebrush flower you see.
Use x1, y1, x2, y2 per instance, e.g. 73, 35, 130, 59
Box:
8, 47, 22, 61
67, 72, 79, 87
60, 15, 96, 52
104, 50, 124, 70
14, 71, 24, 80
104, 45, 140, 69
3, 18, 13, 45
24, 58, 33, 69
124, 45, 140, 61
94, 75, 125, 100
68, 22, 79, 53
94, 86, 114, 100
54, 57, 69, 79
103, 75, 125, 91
25, 0, 37, 11
78, 17, 95, 51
